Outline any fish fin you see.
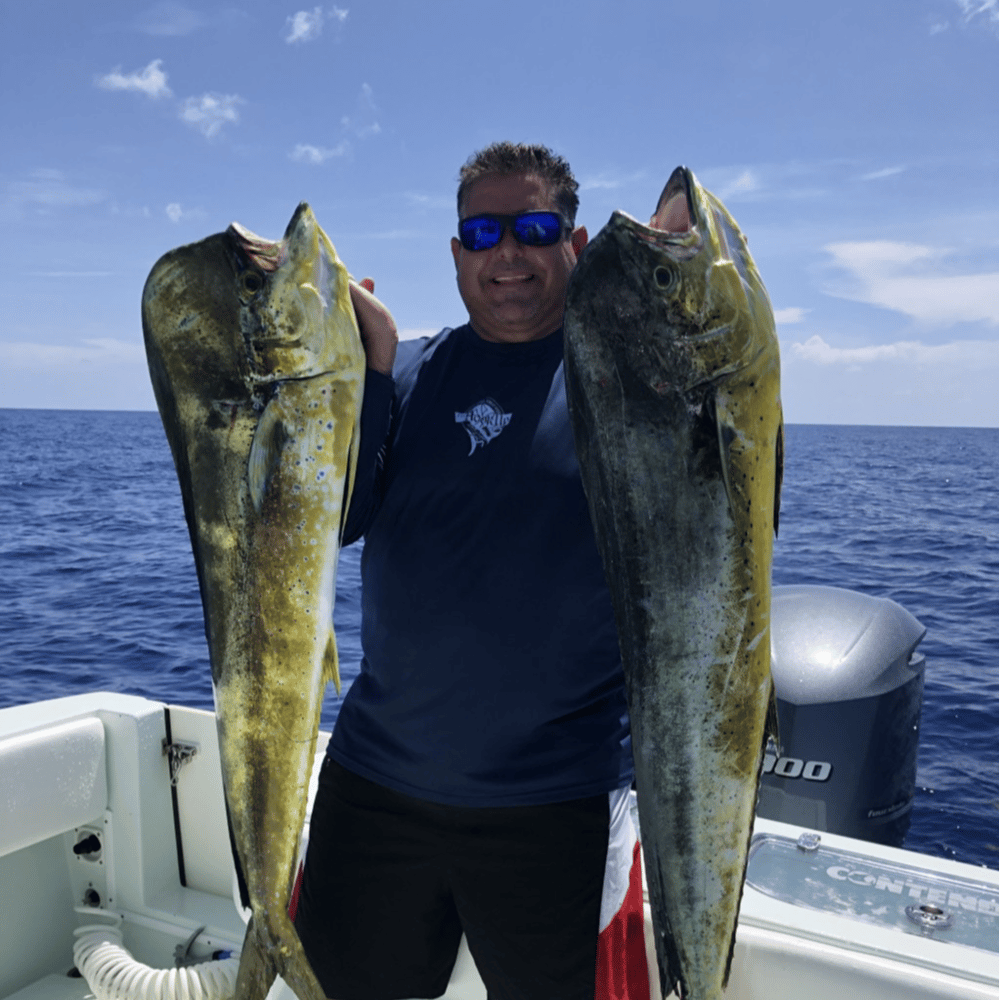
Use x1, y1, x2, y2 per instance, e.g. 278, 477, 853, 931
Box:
235, 918, 278, 1000
765, 679, 781, 754
248, 394, 288, 514
713, 396, 739, 524
774, 415, 784, 537
338, 422, 360, 544
271, 914, 329, 1000
224, 798, 251, 912
324, 631, 341, 695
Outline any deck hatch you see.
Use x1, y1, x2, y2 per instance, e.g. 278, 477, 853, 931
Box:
746, 832, 998, 953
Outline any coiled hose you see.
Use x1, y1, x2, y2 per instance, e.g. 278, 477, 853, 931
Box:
73, 912, 241, 1000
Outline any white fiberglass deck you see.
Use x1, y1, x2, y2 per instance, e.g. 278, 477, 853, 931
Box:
1, 692, 996, 1000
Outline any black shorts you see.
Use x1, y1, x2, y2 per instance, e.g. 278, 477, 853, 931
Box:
293, 758, 612, 1000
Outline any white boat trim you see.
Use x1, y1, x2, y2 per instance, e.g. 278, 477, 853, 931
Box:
1, 692, 996, 1000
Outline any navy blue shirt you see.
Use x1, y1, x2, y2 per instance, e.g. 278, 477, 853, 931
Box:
328, 324, 633, 806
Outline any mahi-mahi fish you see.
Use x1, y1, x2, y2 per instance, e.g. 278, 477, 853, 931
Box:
563, 167, 782, 1000
142, 202, 366, 1000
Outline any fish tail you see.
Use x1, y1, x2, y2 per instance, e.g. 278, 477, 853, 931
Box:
235, 919, 277, 1000
271, 914, 329, 1000
279, 954, 329, 1000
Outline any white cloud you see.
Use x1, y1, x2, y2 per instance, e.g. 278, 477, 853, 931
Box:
342, 82, 380, 138
110, 203, 152, 220
285, 7, 324, 42
359, 229, 426, 239
404, 192, 453, 210
179, 94, 243, 138
929, 0, 998, 32
27, 270, 115, 278
4, 169, 106, 217
398, 328, 438, 341
953, 0, 998, 24
295, 83, 379, 163
860, 166, 905, 181
780, 334, 998, 426
290, 142, 351, 164
696, 163, 828, 204
773, 307, 809, 324
284, 6, 348, 43
789, 335, 977, 365
716, 169, 760, 201
96, 59, 172, 99
579, 170, 648, 193
580, 176, 625, 192
823, 240, 999, 326
0, 339, 154, 411
134, 3, 205, 35
1, 338, 146, 375
165, 202, 205, 223
2, 339, 144, 363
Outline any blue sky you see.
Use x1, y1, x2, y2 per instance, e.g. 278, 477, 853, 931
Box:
2, 0, 997, 426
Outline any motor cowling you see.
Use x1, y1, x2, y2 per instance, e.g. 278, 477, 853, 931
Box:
757, 584, 926, 847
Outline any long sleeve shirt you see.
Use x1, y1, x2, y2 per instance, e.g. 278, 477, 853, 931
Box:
327, 324, 633, 806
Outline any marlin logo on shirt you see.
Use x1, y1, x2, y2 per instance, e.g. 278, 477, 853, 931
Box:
455, 398, 512, 455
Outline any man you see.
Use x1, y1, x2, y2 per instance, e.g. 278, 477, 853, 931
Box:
294, 143, 646, 999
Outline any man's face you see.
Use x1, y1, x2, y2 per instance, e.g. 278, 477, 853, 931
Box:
451, 173, 588, 344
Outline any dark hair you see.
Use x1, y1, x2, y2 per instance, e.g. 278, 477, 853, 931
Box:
457, 142, 579, 224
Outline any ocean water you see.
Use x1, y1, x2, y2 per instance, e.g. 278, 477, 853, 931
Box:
1, 410, 996, 869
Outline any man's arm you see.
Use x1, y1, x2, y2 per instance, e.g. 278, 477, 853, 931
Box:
341, 279, 398, 544
351, 278, 397, 375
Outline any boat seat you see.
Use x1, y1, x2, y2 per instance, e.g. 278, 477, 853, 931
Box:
0, 716, 107, 858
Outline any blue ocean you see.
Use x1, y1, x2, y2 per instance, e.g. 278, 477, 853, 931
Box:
1, 410, 996, 870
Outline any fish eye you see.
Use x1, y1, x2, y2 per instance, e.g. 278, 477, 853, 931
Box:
653, 266, 678, 291
242, 271, 264, 295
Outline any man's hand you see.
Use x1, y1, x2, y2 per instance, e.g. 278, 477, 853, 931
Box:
350, 278, 398, 377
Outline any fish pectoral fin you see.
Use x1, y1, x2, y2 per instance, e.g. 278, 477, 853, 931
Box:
765, 680, 781, 753
324, 631, 341, 695
248, 393, 289, 514
339, 421, 361, 543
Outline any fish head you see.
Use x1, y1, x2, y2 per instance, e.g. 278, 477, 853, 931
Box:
233, 202, 362, 385
646, 166, 775, 389
142, 228, 253, 427
567, 166, 775, 398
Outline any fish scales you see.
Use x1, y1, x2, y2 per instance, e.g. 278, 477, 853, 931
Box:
142, 203, 365, 1000
564, 167, 782, 1000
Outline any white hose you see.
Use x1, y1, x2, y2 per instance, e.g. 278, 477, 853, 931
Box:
73, 913, 241, 1000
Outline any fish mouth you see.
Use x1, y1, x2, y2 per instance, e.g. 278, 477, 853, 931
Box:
229, 222, 288, 274
650, 166, 697, 235
604, 211, 699, 261
603, 166, 707, 263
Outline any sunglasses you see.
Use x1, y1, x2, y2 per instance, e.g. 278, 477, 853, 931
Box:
458, 211, 572, 252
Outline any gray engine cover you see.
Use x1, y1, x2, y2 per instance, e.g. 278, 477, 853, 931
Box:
757, 585, 926, 846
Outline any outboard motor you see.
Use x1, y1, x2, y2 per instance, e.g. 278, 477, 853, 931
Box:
757, 584, 926, 847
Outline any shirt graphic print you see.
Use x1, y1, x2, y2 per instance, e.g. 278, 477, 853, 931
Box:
455, 398, 512, 455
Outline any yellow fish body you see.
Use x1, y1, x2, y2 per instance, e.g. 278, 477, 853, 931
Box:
564, 167, 783, 1000
142, 203, 365, 1000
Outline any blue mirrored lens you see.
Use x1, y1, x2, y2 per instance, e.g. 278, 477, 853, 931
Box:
459, 212, 565, 251
460, 217, 503, 251
512, 213, 563, 246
